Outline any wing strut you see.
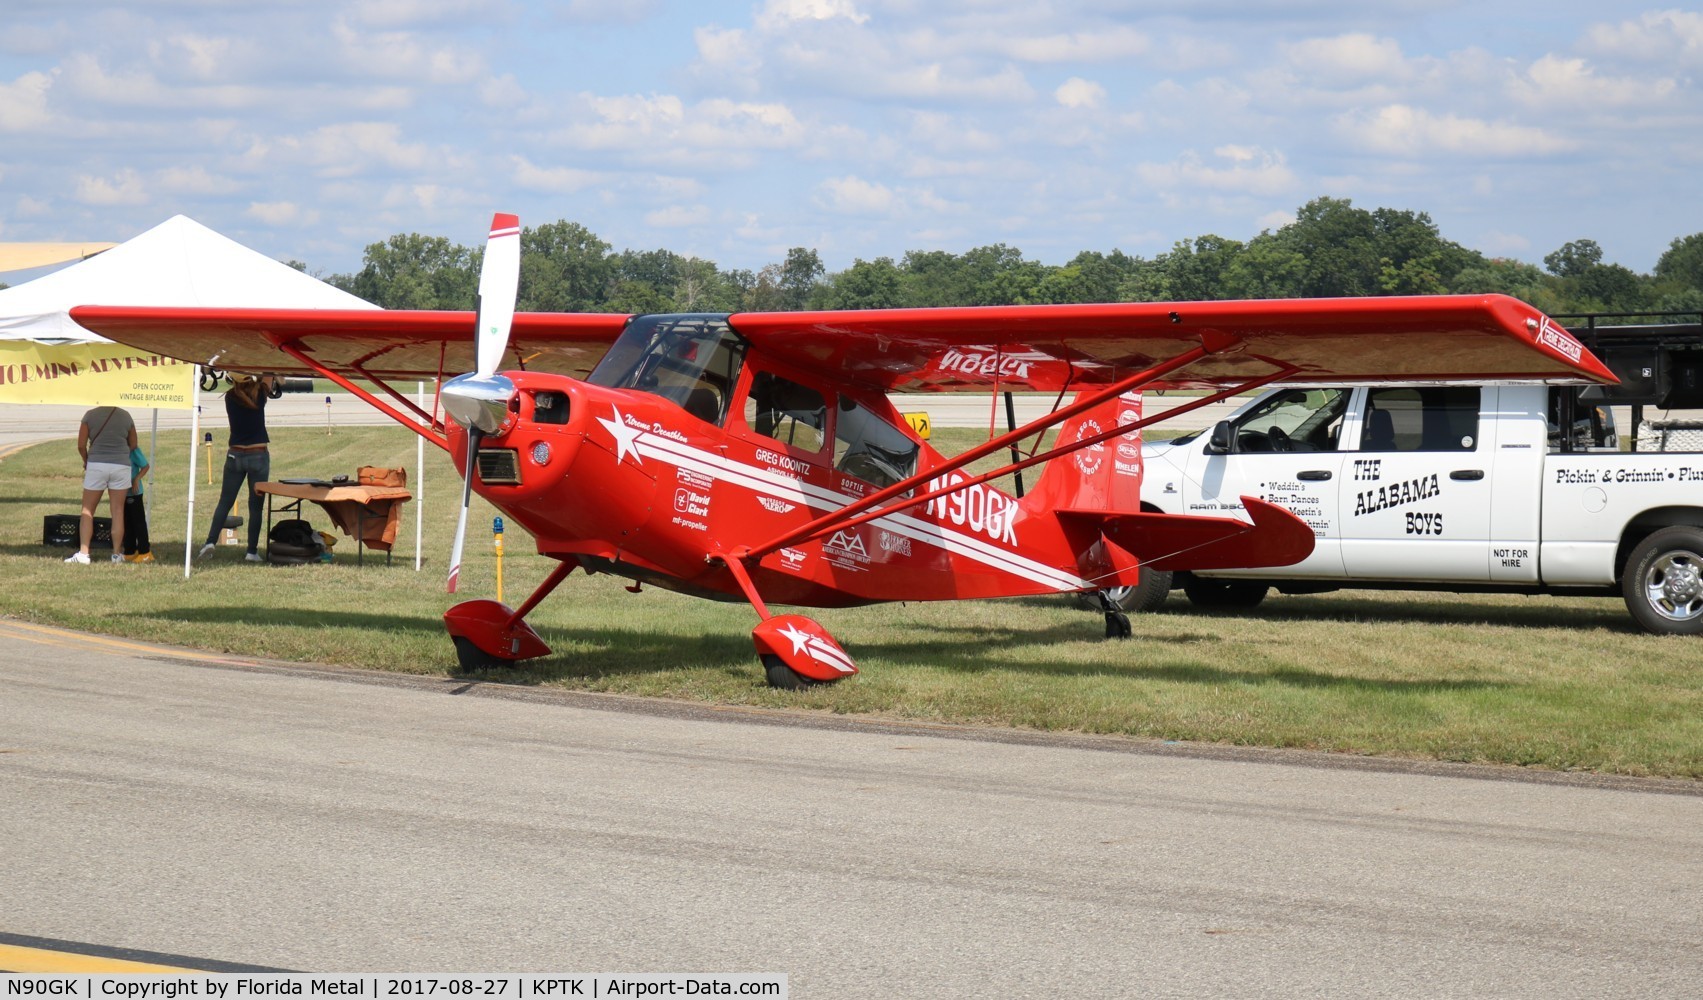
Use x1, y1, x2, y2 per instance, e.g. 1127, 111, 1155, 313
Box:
754, 364, 1297, 558
275, 341, 451, 451
741, 332, 1250, 563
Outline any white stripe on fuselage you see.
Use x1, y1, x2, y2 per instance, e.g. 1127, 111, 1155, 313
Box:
619, 417, 1090, 592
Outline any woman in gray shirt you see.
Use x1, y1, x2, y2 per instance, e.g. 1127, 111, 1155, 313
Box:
67, 405, 138, 565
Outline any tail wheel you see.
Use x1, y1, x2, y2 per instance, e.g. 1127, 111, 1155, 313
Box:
1181, 576, 1269, 610
1622, 526, 1703, 636
761, 653, 831, 691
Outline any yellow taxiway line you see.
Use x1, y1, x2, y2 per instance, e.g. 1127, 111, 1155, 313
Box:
0, 618, 260, 665
0, 941, 200, 973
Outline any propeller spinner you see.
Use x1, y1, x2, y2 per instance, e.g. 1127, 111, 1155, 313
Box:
442, 212, 521, 593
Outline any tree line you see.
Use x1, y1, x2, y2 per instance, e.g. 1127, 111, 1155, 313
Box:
315, 196, 1703, 320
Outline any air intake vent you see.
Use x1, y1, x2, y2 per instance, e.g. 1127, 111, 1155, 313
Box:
476, 449, 520, 484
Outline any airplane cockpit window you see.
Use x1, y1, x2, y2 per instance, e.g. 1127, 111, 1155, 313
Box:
744, 371, 828, 453
834, 398, 919, 489
587, 313, 744, 426
1359, 387, 1480, 452
1229, 388, 1350, 453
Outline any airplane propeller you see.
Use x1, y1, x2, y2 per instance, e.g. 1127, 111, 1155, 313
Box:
442, 213, 522, 593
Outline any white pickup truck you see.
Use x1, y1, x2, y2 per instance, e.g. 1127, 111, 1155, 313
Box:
1133, 333, 1703, 634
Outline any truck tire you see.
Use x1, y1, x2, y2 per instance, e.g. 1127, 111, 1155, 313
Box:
1622, 526, 1703, 635
1181, 576, 1269, 610
1074, 569, 1174, 614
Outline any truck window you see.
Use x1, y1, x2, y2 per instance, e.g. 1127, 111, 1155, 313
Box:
1229, 388, 1350, 453
1360, 387, 1480, 452
1549, 387, 1619, 452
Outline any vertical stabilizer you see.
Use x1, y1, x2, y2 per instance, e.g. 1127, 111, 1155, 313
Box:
1022, 389, 1145, 516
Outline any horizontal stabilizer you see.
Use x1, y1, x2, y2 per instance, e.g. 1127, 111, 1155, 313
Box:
1060, 496, 1315, 573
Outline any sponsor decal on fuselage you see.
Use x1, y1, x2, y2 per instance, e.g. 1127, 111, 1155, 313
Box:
758, 496, 797, 513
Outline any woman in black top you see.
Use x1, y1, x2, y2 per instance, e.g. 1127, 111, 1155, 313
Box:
199, 375, 275, 561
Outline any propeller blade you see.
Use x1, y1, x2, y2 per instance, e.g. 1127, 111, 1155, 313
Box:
475, 213, 521, 380
447, 427, 482, 594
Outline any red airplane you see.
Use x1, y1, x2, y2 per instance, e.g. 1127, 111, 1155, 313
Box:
72, 214, 1615, 688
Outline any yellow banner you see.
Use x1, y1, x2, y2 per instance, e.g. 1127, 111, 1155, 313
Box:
0, 341, 195, 409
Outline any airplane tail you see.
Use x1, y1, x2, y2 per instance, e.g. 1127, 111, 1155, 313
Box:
1021, 389, 1147, 516
1021, 390, 1314, 588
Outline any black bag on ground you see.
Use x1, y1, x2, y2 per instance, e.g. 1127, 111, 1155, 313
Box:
267, 518, 324, 564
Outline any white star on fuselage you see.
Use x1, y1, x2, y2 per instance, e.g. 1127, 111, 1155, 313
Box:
597, 406, 644, 466
776, 622, 814, 656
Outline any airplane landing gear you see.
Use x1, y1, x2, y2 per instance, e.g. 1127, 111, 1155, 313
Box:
444, 599, 552, 670
752, 614, 858, 689
1096, 591, 1133, 639
441, 558, 576, 671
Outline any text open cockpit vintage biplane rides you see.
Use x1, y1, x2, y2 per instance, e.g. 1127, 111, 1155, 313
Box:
72, 215, 1615, 688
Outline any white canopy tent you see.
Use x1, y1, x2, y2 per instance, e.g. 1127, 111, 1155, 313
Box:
0, 215, 430, 576
0, 214, 374, 342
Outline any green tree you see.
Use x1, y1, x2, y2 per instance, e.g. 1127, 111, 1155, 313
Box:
1543, 239, 1604, 278
779, 247, 825, 310
1655, 233, 1703, 292
825, 257, 903, 309
341, 233, 476, 309
518, 221, 612, 312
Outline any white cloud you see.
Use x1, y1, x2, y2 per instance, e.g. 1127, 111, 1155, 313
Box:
756, 0, 868, 32
247, 201, 320, 227
1000, 27, 1150, 62
1283, 33, 1406, 81
645, 204, 712, 227
75, 168, 147, 206
332, 18, 485, 84
564, 93, 806, 155
157, 165, 242, 195
1583, 9, 1703, 64
1054, 77, 1106, 109
0, 71, 54, 131
350, 0, 506, 29
510, 155, 603, 193
816, 175, 896, 215
1135, 146, 1296, 197
1507, 55, 1675, 111
253, 122, 447, 178
1339, 104, 1575, 158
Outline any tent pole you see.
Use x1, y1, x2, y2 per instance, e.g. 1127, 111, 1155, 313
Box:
184, 378, 201, 579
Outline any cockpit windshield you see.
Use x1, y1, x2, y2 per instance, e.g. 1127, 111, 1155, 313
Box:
587, 314, 745, 426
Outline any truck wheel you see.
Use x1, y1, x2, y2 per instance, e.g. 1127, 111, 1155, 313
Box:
1181, 576, 1269, 610
1622, 526, 1703, 635
1074, 569, 1174, 614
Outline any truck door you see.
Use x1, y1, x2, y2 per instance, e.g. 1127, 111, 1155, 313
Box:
1182, 387, 1351, 578
1339, 386, 1490, 580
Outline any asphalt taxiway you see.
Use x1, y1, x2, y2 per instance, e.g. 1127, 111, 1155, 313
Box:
2, 619, 1699, 996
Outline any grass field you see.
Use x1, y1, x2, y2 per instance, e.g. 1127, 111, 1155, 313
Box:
4, 422, 1699, 778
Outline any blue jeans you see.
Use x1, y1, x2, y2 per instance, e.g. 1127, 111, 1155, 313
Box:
206, 449, 270, 552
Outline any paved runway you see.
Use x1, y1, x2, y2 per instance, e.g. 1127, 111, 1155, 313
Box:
2, 620, 1698, 995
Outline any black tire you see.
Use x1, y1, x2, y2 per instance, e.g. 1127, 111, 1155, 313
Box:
1074, 569, 1174, 614
1621, 526, 1703, 636
762, 653, 829, 690
1181, 576, 1269, 610
452, 635, 505, 671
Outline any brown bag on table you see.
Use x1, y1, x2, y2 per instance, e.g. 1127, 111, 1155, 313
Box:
357, 466, 406, 487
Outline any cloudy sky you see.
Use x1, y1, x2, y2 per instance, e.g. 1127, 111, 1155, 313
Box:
2, 0, 1700, 280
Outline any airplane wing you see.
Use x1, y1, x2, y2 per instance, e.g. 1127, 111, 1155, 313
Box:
68, 305, 630, 379
726, 294, 1615, 390
71, 293, 1611, 389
